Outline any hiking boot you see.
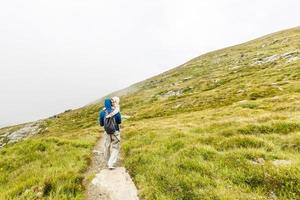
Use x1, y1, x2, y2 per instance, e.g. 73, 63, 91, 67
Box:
108, 166, 115, 170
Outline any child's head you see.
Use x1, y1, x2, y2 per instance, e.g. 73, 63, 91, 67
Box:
111, 96, 120, 106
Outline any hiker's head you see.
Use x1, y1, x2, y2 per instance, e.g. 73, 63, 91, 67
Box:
111, 96, 120, 106
104, 98, 112, 113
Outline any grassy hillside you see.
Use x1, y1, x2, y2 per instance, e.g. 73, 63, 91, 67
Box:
0, 109, 100, 199
119, 27, 300, 199
0, 27, 300, 199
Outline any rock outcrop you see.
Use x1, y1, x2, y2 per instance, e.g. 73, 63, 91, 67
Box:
0, 121, 43, 148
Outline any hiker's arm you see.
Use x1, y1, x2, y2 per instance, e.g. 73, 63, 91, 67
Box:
115, 113, 122, 124
106, 106, 120, 118
99, 111, 105, 126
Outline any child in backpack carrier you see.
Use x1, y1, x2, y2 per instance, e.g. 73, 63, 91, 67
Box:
105, 96, 120, 118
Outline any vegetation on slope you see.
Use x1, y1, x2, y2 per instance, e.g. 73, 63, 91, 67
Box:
0, 108, 100, 199
119, 27, 300, 199
0, 27, 299, 199
123, 95, 300, 199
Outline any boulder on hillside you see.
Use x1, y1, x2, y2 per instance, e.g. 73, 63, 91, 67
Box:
272, 160, 292, 166
0, 122, 43, 148
253, 50, 300, 65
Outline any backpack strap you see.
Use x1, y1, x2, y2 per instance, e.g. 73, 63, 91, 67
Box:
113, 134, 120, 143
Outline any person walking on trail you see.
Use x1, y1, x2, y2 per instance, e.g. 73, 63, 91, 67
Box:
99, 97, 122, 170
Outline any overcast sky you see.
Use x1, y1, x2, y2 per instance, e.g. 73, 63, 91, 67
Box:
0, 0, 299, 127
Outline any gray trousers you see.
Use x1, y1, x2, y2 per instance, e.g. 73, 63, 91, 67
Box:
104, 131, 121, 167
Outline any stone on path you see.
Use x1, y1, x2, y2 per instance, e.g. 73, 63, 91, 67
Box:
91, 167, 139, 200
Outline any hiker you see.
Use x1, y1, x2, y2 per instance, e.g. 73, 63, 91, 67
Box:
99, 97, 122, 169
106, 96, 120, 118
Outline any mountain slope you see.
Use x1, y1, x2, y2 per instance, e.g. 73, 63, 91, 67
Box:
0, 27, 300, 199
117, 27, 300, 200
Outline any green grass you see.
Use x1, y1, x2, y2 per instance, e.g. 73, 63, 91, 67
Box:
122, 100, 300, 199
0, 27, 300, 199
0, 108, 101, 199
117, 27, 300, 199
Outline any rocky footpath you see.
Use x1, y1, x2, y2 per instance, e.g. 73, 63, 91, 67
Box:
85, 137, 139, 200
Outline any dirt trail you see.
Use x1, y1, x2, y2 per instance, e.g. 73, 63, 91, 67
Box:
85, 136, 139, 200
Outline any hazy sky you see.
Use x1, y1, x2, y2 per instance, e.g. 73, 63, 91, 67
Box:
0, 0, 299, 127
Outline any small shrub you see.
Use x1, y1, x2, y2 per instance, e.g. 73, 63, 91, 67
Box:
249, 92, 264, 100
216, 135, 272, 150
239, 102, 259, 109
238, 122, 300, 135
43, 180, 54, 196
34, 143, 46, 152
